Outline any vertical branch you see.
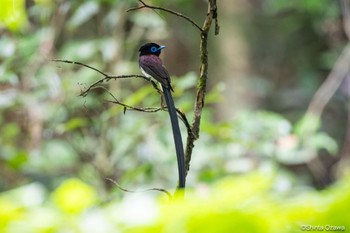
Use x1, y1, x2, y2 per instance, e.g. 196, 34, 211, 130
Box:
185, 0, 218, 173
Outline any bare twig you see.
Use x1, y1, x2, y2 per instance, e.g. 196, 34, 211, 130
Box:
80, 74, 156, 97
52, 59, 110, 77
103, 85, 193, 136
108, 97, 194, 138
51, 59, 160, 96
105, 178, 172, 200
52, 59, 193, 136
127, 0, 203, 33
107, 100, 163, 113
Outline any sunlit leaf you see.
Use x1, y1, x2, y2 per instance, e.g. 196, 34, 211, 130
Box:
0, 0, 28, 31
52, 178, 97, 214
63, 117, 88, 132
308, 132, 338, 155
294, 113, 320, 136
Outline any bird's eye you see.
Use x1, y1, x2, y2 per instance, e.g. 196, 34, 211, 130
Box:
150, 47, 158, 52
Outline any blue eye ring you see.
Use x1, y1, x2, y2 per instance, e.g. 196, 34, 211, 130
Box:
150, 46, 158, 52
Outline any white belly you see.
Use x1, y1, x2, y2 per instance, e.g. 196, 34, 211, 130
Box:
140, 67, 152, 78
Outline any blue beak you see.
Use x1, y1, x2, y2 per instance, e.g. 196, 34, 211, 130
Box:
158, 45, 166, 51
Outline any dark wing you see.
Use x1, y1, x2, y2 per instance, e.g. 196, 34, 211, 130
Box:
139, 56, 173, 91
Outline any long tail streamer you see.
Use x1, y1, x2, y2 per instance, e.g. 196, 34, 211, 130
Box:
162, 86, 186, 188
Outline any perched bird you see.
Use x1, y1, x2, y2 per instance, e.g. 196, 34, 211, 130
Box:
139, 42, 185, 189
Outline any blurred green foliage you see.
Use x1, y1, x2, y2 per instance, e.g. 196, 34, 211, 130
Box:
0, 172, 349, 233
0, 0, 349, 232
0, 0, 28, 31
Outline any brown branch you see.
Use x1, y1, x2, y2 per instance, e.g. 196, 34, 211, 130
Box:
107, 98, 194, 139
105, 178, 172, 200
184, 0, 218, 174
127, 0, 203, 33
52, 59, 193, 136
52, 59, 110, 77
107, 100, 163, 113
80, 74, 155, 97
102, 86, 193, 137
51, 59, 160, 96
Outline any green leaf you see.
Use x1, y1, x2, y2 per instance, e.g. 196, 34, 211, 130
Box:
294, 113, 321, 136
0, 0, 28, 31
7, 151, 28, 169
52, 178, 97, 214
309, 132, 338, 155
62, 117, 88, 132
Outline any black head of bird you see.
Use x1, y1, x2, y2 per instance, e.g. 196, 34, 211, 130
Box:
139, 42, 166, 56
138, 42, 172, 90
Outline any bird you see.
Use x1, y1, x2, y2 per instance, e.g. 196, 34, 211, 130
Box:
138, 42, 186, 189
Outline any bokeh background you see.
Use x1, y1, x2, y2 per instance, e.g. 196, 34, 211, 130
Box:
0, 0, 350, 232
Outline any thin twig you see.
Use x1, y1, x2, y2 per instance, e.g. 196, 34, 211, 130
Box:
108, 98, 194, 138
53, 59, 193, 135
105, 178, 172, 200
102, 85, 193, 136
80, 74, 158, 97
51, 59, 160, 96
176, 109, 195, 139
127, 0, 203, 33
107, 100, 163, 113
52, 59, 109, 77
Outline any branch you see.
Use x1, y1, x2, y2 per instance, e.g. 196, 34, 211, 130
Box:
102, 86, 193, 137
105, 178, 172, 200
51, 59, 160, 96
127, 0, 203, 33
52, 59, 110, 77
184, 0, 218, 174
52, 59, 193, 136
